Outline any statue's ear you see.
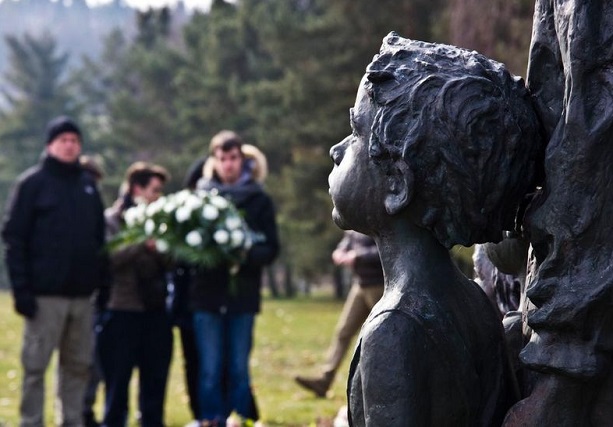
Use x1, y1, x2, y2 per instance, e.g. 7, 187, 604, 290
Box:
384, 160, 413, 215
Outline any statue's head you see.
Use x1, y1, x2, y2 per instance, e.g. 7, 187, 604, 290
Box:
329, 32, 541, 248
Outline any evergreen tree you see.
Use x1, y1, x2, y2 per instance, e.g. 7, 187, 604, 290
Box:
244, 0, 449, 283
0, 31, 75, 176
70, 10, 187, 200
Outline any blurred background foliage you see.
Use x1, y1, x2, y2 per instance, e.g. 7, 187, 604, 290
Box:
0, 0, 535, 292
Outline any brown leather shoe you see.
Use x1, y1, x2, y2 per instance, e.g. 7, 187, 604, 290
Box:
294, 374, 332, 398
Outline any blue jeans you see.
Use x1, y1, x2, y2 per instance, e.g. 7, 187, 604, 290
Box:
193, 311, 255, 423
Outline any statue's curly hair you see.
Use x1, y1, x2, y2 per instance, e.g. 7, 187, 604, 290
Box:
366, 32, 542, 248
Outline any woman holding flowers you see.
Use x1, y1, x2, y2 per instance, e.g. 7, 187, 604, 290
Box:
97, 162, 172, 427
190, 131, 279, 426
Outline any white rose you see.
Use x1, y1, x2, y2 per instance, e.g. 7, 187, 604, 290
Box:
145, 200, 162, 216
211, 195, 229, 209
225, 216, 242, 230
185, 230, 203, 247
195, 189, 209, 199
163, 201, 177, 213
244, 233, 254, 250
144, 219, 155, 235
186, 195, 203, 210
124, 208, 138, 227
133, 204, 147, 223
155, 239, 169, 253
202, 204, 219, 221
213, 229, 230, 245
175, 206, 191, 223
175, 190, 191, 204
158, 223, 168, 234
230, 229, 244, 247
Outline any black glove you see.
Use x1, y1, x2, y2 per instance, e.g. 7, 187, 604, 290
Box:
13, 290, 37, 319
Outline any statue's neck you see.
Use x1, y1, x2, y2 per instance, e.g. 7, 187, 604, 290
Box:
373, 221, 458, 294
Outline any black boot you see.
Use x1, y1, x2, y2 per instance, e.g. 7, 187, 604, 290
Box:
294, 372, 334, 398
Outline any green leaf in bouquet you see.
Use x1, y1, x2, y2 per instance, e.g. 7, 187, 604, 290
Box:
171, 243, 226, 269
106, 226, 149, 253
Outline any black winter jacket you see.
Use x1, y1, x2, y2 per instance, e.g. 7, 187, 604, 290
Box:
2, 156, 107, 298
189, 177, 279, 314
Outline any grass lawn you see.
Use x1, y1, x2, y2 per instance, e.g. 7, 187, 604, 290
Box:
0, 289, 353, 427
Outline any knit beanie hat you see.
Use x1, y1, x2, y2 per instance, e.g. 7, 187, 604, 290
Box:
45, 116, 82, 145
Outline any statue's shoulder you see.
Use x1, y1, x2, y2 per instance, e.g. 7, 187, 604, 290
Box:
360, 306, 431, 354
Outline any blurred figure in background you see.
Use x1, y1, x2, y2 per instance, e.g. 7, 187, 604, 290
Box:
170, 160, 204, 426
190, 131, 279, 426
475, 237, 531, 392
80, 155, 105, 184
78, 155, 107, 427
472, 243, 522, 318
2, 116, 107, 427
295, 230, 384, 398
96, 162, 172, 427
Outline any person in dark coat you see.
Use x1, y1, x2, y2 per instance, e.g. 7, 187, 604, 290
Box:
2, 116, 107, 427
173, 149, 265, 426
190, 131, 279, 426
170, 155, 206, 426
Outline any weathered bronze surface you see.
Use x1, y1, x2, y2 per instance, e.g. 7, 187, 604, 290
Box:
502, 1, 613, 425
328, 33, 542, 426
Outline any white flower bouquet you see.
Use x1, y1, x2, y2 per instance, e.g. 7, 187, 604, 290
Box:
109, 189, 258, 268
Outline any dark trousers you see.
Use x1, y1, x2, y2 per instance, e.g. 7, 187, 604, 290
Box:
97, 310, 172, 427
83, 312, 103, 423
178, 321, 200, 419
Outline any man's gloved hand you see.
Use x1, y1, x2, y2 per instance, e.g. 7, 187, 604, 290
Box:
13, 290, 37, 319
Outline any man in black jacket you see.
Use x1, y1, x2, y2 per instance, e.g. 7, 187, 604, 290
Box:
190, 130, 279, 426
2, 116, 107, 427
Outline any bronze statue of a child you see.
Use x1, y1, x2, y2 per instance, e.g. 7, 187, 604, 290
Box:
328, 33, 541, 426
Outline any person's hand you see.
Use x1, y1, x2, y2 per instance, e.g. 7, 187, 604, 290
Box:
342, 250, 357, 267
332, 248, 346, 265
332, 249, 356, 267
13, 290, 37, 319
144, 239, 157, 252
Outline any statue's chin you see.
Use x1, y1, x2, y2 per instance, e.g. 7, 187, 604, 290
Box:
332, 207, 351, 230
